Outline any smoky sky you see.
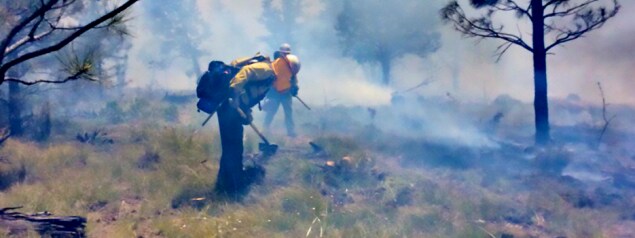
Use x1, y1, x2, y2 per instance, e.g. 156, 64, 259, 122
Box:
124, 0, 635, 106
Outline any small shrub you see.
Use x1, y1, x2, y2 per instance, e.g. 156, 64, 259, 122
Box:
128, 98, 151, 118
312, 136, 361, 159
100, 101, 125, 123
171, 182, 215, 209
400, 140, 475, 169
0, 161, 26, 191
279, 188, 328, 220
155, 127, 196, 156
530, 146, 571, 175
136, 149, 160, 170
76, 129, 113, 145
405, 213, 444, 233
163, 105, 179, 122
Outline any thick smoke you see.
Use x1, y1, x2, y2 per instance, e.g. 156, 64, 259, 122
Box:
126, 0, 443, 106
125, 0, 635, 105
121, 0, 634, 147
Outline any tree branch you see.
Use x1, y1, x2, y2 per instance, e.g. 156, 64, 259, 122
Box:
544, 0, 567, 9
0, 0, 61, 63
494, 41, 513, 62
544, 0, 600, 18
4, 29, 55, 56
441, 1, 533, 53
45, 18, 112, 31
3, 70, 95, 86
495, 1, 531, 18
3, 2, 75, 56
0, 0, 140, 84
28, 15, 46, 39
51, 0, 79, 10
545, 1, 620, 52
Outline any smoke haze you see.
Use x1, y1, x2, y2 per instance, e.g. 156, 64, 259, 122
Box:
123, 0, 634, 106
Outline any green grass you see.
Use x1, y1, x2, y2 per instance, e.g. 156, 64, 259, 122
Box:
1, 94, 633, 238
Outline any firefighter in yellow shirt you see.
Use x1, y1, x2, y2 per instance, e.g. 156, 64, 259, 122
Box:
263, 43, 299, 137
215, 53, 301, 197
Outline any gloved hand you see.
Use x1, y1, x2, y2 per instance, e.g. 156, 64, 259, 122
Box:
241, 108, 253, 125
290, 86, 299, 96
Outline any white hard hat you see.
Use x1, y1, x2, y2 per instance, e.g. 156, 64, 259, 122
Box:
285, 54, 301, 75
279, 43, 291, 53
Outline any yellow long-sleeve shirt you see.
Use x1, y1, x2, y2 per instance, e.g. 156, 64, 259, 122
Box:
229, 61, 276, 108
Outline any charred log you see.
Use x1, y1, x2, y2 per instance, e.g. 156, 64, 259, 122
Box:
0, 207, 86, 237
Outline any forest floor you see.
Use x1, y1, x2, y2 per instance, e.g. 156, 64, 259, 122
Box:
1, 91, 635, 237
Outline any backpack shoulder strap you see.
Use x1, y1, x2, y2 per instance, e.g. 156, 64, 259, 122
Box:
278, 54, 297, 78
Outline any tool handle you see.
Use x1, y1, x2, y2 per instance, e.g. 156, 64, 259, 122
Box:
201, 114, 213, 127
294, 96, 311, 110
236, 107, 270, 144
249, 123, 270, 144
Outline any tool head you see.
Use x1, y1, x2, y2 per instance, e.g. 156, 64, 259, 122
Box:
309, 142, 324, 154
259, 143, 279, 156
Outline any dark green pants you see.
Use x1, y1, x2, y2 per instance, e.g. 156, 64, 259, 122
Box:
215, 102, 245, 195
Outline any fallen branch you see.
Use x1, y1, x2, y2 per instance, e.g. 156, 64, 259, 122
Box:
0, 206, 86, 237
478, 226, 497, 238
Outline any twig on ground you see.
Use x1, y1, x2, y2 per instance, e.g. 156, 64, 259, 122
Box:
478, 226, 497, 238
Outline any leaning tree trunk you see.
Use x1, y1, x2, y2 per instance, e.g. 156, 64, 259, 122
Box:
531, 0, 550, 145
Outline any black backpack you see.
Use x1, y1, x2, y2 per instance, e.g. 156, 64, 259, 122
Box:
196, 55, 268, 114
196, 61, 239, 114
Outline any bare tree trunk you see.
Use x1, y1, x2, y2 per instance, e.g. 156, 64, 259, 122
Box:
532, 0, 550, 145
8, 81, 23, 136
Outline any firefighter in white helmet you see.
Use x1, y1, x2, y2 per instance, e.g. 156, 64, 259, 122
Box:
263, 43, 301, 137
